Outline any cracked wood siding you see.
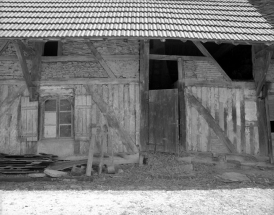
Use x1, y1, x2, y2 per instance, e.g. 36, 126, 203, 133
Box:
186, 85, 259, 155
75, 83, 139, 155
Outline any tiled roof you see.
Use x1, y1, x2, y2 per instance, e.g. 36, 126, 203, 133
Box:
1, 0, 274, 44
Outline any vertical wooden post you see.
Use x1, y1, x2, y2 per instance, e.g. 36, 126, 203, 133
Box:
139, 40, 150, 152
178, 58, 186, 152
264, 85, 273, 163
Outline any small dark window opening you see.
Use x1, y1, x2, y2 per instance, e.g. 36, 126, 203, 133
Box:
271, 121, 274, 133
43, 41, 58, 56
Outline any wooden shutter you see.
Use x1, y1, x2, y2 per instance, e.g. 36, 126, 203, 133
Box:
75, 95, 92, 140
21, 96, 38, 141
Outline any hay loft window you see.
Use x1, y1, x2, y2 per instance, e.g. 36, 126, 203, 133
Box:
43, 98, 72, 138
43, 41, 58, 56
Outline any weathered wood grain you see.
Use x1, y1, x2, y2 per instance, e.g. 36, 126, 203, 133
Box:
84, 85, 138, 154
13, 41, 35, 94
178, 58, 186, 151
139, 40, 149, 152
187, 94, 237, 153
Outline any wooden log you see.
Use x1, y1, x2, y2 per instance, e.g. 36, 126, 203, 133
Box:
86, 41, 116, 78
187, 94, 237, 153
139, 40, 150, 152
192, 41, 231, 82
84, 85, 138, 154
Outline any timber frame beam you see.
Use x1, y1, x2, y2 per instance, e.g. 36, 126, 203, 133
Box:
86, 41, 116, 78
0, 40, 9, 55
84, 85, 138, 154
187, 93, 237, 153
140, 40, 150, 153
13, 40, 37, 101
192, 41, 232, 82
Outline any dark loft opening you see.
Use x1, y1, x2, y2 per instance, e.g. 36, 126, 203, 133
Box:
149, 39, 253, 88
271, 121, 274, 133
43, 41, 58, 56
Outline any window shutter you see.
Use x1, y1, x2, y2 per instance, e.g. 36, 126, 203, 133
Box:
21, 96, 38, 141
75, 95, 92, 140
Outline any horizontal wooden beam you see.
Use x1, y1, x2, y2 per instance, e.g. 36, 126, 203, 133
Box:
149, 54, 209, 61
0, 55, 139, 62
187, 94, 237, 153
36, 78, 139, 86
185, 79, 256, 89
0, 78, 139, 85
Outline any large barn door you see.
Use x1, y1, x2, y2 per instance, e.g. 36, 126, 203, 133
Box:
148, 89, 179, 153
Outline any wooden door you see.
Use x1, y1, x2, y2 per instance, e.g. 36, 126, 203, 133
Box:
148, 89, 179, 153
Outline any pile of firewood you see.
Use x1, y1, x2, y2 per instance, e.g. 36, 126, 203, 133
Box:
0, 153, 58, 174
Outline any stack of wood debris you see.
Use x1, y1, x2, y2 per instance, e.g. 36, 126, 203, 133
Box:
0, 153, 58, 174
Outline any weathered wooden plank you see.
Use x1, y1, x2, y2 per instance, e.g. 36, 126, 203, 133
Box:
240, 88, 246, 153
177, 58, 186, 151
186, 87, 192, 151
0, 54, 139, 62
139, 40, 149, 152
0, 85, 26, 121
129, 84, 135, 143
192, 41, 231, 82
219, 88, 225, 131
84, 85, 138, 154
196, 87, 202, 152
86, 41, 116, 78
201, 87, 209, 152
236, 89, 241, 153
149, 54, 209, 61
245, 126, 251, 154
185, 79, 256, 89
187, 94, 237, 153
254, 126, 259, 155
226, 88, 234, 145
191, 87, 198, 151
135, 84, 140, 147
250, 124, 255, 155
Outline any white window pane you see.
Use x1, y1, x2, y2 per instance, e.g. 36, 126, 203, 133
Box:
45, 112, 56, 125
44, 126, 56, 138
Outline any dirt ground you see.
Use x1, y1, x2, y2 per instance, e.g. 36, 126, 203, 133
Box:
0, 152, 274, 214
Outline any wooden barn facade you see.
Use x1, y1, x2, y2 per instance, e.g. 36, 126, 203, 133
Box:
1, 0, 274, 162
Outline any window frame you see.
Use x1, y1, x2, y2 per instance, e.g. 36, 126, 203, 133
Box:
39, 96, 74, 140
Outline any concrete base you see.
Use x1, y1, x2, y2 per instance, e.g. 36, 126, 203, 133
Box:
37, 139, 74, 158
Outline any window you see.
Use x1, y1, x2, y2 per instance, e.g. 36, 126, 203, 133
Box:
43, 98, 73, 138
43, 41, 58, 56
